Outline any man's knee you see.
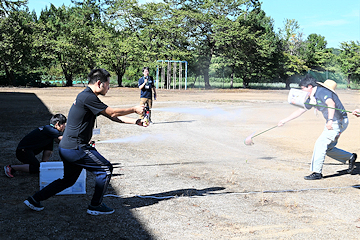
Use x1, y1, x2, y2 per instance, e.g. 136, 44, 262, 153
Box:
61, 177, 79, 188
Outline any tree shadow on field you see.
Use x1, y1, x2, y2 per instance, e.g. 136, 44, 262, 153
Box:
0, 92, 155, 240
0, 92, 53, 167
116, 187, 226, 209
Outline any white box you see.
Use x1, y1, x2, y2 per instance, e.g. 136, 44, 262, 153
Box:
40, 162, 86, 195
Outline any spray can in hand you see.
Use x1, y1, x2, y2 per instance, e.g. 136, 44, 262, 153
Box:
143, 103, 150, 126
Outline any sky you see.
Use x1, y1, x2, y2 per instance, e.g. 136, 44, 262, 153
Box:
27, 0, 360, 49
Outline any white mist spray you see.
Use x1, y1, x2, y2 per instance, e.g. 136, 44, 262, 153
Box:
152, 107, 241, 120
97, 133, 165, 144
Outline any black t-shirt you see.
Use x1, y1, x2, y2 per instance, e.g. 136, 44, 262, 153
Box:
59, 87, 108, 149
17, 125, 61, 150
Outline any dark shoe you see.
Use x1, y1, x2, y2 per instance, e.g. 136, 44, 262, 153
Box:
4, 165, 14, 178
304, 172, 322, 180
24, 196, 44, 211
87, 203, 114, 215
347, 153, 357, 174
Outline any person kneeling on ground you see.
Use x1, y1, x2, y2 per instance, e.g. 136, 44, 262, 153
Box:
4, 114, 66, 178
24, 68, 147, 216
278, 75, 357, 180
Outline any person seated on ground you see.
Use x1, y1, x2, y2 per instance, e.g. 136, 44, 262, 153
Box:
4, 114, 66, 178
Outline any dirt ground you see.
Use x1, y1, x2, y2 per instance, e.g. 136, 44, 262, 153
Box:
1, 86, 360, 240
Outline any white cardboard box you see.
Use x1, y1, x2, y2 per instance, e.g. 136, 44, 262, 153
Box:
40, 162, 86, 195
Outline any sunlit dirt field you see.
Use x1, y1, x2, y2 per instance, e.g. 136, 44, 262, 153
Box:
1, 86, 360, 239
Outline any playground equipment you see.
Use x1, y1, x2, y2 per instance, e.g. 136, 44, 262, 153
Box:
156, 60, 188, 90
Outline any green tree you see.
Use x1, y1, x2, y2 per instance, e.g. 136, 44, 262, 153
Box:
168, 0, 260, 89
338, 41, 360, 87
102, 0, 144, 86
303, 33, 327, 69
96, 25, 141, 87
277, 19, 308, 89
0, 0, 27, 17
320, 48, 341, 74
214, 7, 279, 88
105, 0, 192, 87
0, 10, 37, 85
37, 3, 100, 86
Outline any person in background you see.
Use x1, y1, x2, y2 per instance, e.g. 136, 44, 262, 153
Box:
24, 68, 147, 215
4, 114, 66, 178
138, 67, 156, 123
278, 75, 357, 180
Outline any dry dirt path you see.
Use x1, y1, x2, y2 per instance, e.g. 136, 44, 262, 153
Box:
1, 87, 360, 239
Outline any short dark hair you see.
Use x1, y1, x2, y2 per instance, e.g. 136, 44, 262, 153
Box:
142, 67, 150, 72
88, 68, 111, 84
50, 114, 67, 125
299, 74, 317, 88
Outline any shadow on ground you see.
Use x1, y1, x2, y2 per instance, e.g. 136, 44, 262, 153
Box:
0, 92, 154, 239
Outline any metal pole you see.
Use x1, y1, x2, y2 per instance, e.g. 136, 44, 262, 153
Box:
185, 61, 188, 90
156, 65, 159, 89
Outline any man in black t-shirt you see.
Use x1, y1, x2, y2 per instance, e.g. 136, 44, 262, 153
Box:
4, 114, 66, 177
24, 69, 146, 215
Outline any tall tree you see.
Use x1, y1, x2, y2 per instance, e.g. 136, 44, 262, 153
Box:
103, 0, 144, 86
168, 0, 260, 89
37, 3, 99, 86
0, 10, 36, 85
104, 0, 191, 86
0, 0, 27, 17
277, 19, 308, 89
303, 33, 327, 69
214, 7, 279, 88
338, 41, 360, 87
96, 24, 141, 87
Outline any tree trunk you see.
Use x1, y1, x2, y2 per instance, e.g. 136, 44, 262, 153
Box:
204, 69, 210, 89
203, 40, 214, 89
242, 75, 247, 88
60, 63, 73, 86
347, 72, 351, 89
65, 73, 73, 86
117, 74, 123, 87
2, 59, 15, 85
116, 68, 125, 87
230, 72, 234, 89
285, 77, 291, 90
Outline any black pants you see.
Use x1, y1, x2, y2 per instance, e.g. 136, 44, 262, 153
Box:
33, 146, 113, 206
16, 148, 42, 173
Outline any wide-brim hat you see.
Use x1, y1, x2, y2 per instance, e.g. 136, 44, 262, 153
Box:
317, 79, 337, 94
